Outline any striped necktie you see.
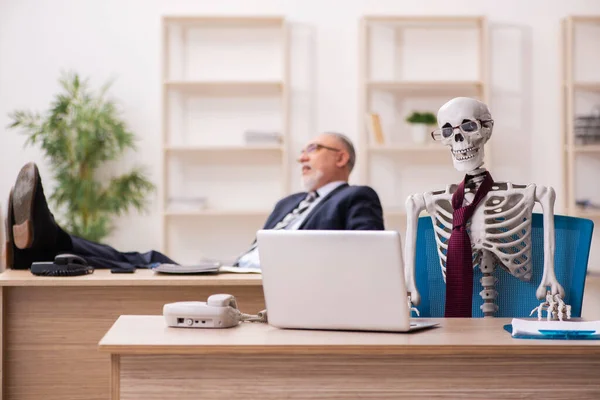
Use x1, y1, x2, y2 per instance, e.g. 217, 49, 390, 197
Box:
236, 191, 319, 260
272, 191, 319, 230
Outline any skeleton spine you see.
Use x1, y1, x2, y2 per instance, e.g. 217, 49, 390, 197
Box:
479, 251, 499, 317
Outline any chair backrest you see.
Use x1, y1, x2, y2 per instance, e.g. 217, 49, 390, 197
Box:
414, 213, 594, 318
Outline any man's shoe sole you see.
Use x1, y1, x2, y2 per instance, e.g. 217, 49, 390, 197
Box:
3, 188, 15, 268
12, 162, 38, 249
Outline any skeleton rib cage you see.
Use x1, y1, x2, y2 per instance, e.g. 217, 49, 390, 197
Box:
424, 182, 536, 283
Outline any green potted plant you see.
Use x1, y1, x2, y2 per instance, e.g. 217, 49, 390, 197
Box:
405, 111, 437, 144
8, 72, 155, 242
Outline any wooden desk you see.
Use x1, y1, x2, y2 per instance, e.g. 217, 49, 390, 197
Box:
0, 269, 263, 400
99, 316, 600, 400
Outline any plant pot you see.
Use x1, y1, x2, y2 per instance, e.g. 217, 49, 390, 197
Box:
410, 123, 429, 145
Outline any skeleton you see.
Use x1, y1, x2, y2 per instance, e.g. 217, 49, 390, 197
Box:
403, 97, 569, 321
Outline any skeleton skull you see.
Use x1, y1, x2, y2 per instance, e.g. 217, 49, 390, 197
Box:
435, 97, 494, 173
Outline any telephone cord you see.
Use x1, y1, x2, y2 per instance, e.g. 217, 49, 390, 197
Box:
238, 309, 268, 323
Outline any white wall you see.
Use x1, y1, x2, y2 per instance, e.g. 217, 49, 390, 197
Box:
2, 0, 600, 268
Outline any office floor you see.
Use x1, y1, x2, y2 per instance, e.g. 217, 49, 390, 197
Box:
582, 274, 600, 320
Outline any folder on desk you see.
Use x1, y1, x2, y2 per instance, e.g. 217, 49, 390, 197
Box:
150, 262, 260, 274
505, 318, 600, 340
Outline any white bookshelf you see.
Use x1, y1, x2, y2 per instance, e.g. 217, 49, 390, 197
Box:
358, 16, 489, 229
562, 16, 600, 219
161, 16, 289, 262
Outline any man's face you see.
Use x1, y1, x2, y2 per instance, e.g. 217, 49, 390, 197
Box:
297, 134, 346, 191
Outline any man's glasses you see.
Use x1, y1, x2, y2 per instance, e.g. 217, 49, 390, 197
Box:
431, 119, 494, 141
300, 143, 341, 155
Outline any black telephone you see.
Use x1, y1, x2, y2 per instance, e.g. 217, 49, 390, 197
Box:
30, 254, 94, 277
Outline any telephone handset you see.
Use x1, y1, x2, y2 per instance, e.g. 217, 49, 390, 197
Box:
163, 294, 267, 329
207, 293, 238, 308
30, 253, 94, 277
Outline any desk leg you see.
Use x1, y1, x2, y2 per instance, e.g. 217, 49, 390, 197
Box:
111, 355, 120, 400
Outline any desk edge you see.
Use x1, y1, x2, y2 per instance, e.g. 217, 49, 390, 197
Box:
96, 343, 600, 356
0, 273, 263, 287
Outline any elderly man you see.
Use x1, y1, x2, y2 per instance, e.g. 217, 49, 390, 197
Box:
4, 132, 384, 271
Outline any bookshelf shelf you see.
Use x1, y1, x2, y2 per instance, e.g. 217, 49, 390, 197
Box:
574, 210, 600, 219
164, 80, 283, 95
568, 145, 600, 153
383, 208, 432, 218
573, 82, 600, 92
164, 209, 271, 217
362, 16, 483, 27
367, 80, 483, 96
383, 208, 407, 217
162, 16, 285, 27
369, 144, 448, 153
165, 145, 284, 154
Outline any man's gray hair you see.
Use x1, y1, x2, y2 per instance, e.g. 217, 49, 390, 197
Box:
325, 132, 356, 173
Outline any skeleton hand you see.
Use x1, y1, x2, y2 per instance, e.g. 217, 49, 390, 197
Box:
530, 291, 571, 321
555, 295, 572, 321
408, 296, 420, 317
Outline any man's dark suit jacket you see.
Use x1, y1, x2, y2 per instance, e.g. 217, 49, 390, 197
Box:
262, 183, 384, 230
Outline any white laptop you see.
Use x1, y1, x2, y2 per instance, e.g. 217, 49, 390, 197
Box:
256, 230, 438, 333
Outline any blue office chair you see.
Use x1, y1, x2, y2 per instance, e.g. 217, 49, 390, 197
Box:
413, 213, 594, 318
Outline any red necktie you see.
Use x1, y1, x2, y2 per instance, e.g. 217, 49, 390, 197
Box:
445, 172, 494, 318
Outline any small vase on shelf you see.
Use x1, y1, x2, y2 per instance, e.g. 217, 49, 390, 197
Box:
410, 123, 429, 145
405, 111, 437, 146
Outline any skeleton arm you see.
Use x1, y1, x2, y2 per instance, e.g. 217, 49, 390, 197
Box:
534, 186, 564, 300
404, 193, 426, 305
